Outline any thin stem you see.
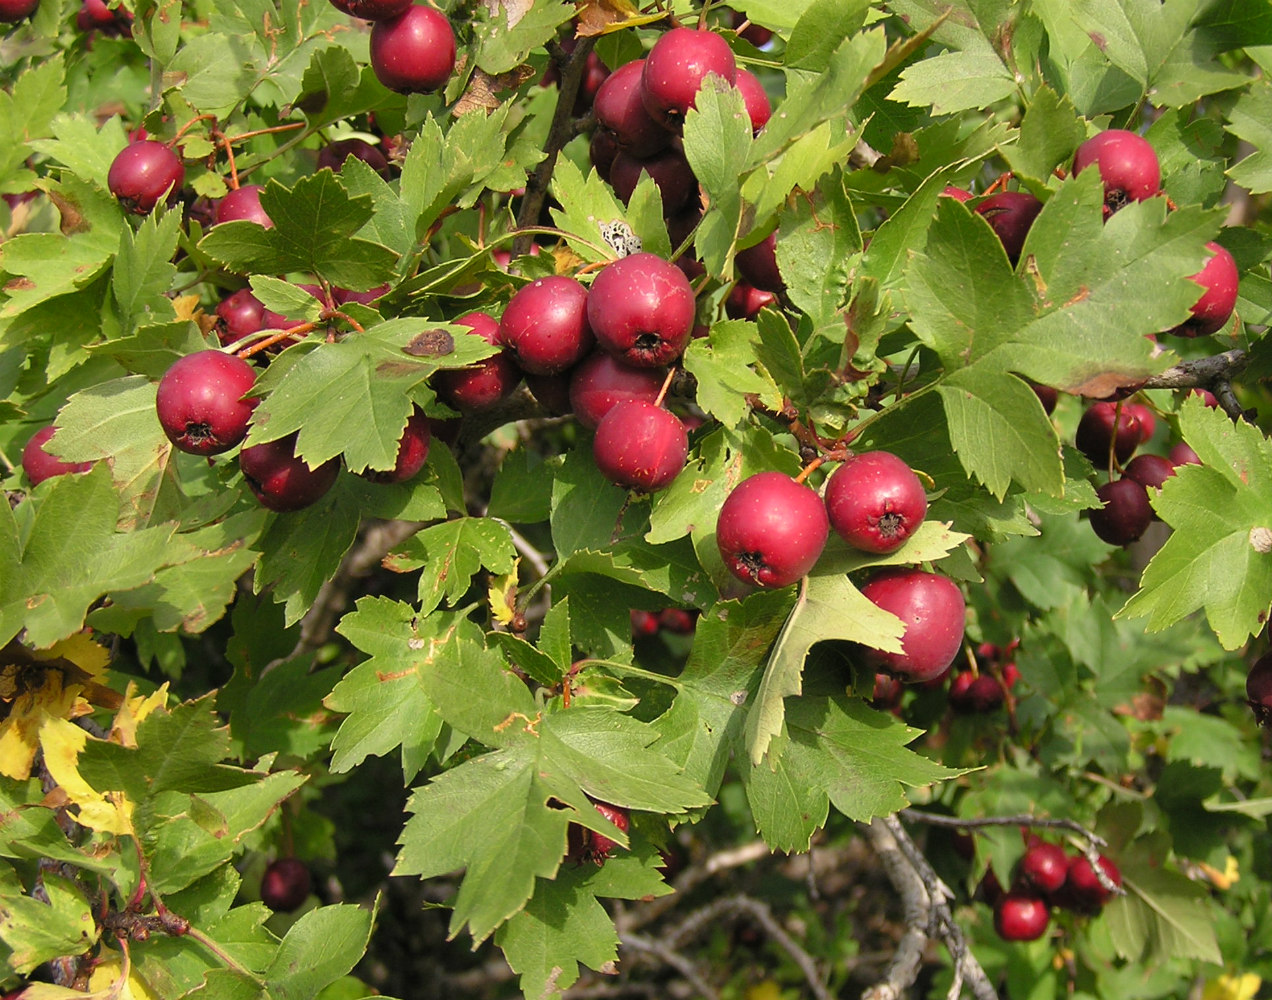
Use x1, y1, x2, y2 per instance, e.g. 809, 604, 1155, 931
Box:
577, 658, 684, 690
653, 367, 677, 408
185, 926, 265, 983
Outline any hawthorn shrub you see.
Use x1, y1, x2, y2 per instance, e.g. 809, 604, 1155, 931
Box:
2, 1, 1272, 998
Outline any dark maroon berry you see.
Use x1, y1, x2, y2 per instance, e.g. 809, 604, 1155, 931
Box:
859, 569, 966, 684
994, 892, 1050, 941
1064, 854, 1121, 912
317, 138, 390, 176
22, 426, 92, 485
1075, 401, 1141, 467
716, 472, 829, 589
589, 129, 620, 181
824, 451, 927, 555
1170, 241, 1239, 337
732, 10, 772, 47
1122, 453, 1175, 491
641, 27, 737, 131
499, 276, 594, 375
735, 231, 783, 293
108, 140, 185, 215
587, 253, 696, 367
363, 408, 430, 484
1017, 842, 1068, 895
240, 433, 340, 512
524, 371, 574, 415
337, 0, 411, 19
608, 148, 697, 214
1124, 402, 1155, 442
214, 184, 272, 227
215, 289, 268, 347
974, 191, 1043, 266
77, 0, 131, 34
592, 400, 688, 492
156, 351, 258, 456
1072, 129, 1161, 215
1189, 387, 1219, 408
260, 858, 311, 912
948, 671, 1005, 713
583, 801, 629, 863
568, 351, 665, 430
1031, 383, 1058, 415
1089, 478, 1152, 546
0, 0, 38, 22
1169, 440, 1201, 467
724, 283, 777, 319
735, 68, 771, 134
657, 608, 696, 634
434, 311, 522, 412
593, 59, 672, 158
1246, 652, 1272, 726
370, 6, 456, 94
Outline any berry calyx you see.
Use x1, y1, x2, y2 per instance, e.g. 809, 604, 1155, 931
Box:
369, 6, 456, 94
240, 433, 340, 512
260, 857, 312, 912
716, 471, 829, 589
155, 351, 258, 456
586, 253, 696, 367
823, 451, 927, 555
108, 140, 185, 215
592, 400, 688, 492
859, 569, 966, 683
22, 426, 93, 485
994, 892, 1050, 941
1072, 129, 1161, 215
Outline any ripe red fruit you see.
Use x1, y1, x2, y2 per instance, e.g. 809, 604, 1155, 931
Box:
1075, 401, 1141, 467
735, 231, 783, 293
434, 311, 522, 413
156, 351, 258, 456
317, 137, 390, 176
641, 27, 737, 131
592, 400, 688, 492
22, 426, 93, 485
1246, 652, 1272, 726
214, 184, 272, 228
1169, 440, 1201, 467
1072, 129, 1161, 215
589, 129, 620, 181
369, 7, 456, 94
631, 609, 660, 637
1122, 453, 1175, 492
335, 0, 411, 19
568, 351, 665, 430
735, 68, 771, 134
824, 451, 928, 555
732, 10, 772, 47
240, 433, 340, 512
0, 0, 38, 22
1089, 478, 1152, 546
871, 672, 904, 711
859, 569, 966, 683
725, 283, 777, 319
1124, 401, 1155, 442
499, 276, 594, 375
587, 253, 696, 368
994, 892, 1050, 941
608, 148, 697, 214
77, 0, 131, 34
1064, 854, 1121, 911
108, 140, 185, 215
593, 59, 672, 159
215, 288, 268, 347
582, 800, 630, 863
524, 371, 574, 415
1031, 382, 1058, 415
657, 608, 696, 634
1017, 842, 1069, 895
973, 191, 1043, 266
260, 857, 311, 912
948, 671, 1005, 713
716, 471, 830, 589
1171, 241, 1239, 337
363, 408, 431, 484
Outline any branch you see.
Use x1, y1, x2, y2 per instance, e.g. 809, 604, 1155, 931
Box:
900, 809, 1107, 847
1141, 349, 1247, 392
619, 932, 719, 1000
860, 818, 931, 1000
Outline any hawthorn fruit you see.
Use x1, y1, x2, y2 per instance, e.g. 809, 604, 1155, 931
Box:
592, 400, 688, 492
1072, 129, 1161, 215
498, 276, 594, 375
586, 253, 696, 368
22, 426, 93, 485
994, 892, 1050, 941
155, 350, 258, 456
260, 857, 312, 912
107, 140, 185, 215
240, 433, 340, 512
1246, 652, 1272, 727
859, 569, 966, 683
823, 451, 927, 555
641, 27, 737, 131
369, 6, 456, 94
716, 471, 829, 589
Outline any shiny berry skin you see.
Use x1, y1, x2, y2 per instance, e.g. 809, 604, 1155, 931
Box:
974, 191, 1043, 266
107, 140, 185, 215
260, 858, 312, 912
1032, 383, 1058, 414
1246, 651, 1272, 726
592, 400, 688, 492
434, 312, 522, 412
593, 59, 672, 159
724, 283, 777, 319
589, 128, 620, 181
1089, 478, 1152, 546
584, 801, 629, 863
1169, 440, 1201, 467
735, 68, 771, 134
77, 0, 131, 34
369, 7, 456, 94
994, 892, 1050, 941
1124, 401, 1155, 442
641, 27, 737, 131
859, 569, 966, 683
215, 289, 268, 347
22, 426, 92, 485
824, 451, 927, 555
214, 184, 272, 227
568, 351, 665, 430
587, 253, 696, 368
1017, 842, 1069, 895
736, 231, 783, 293
240, 433, 340, 512
337, 0, 411, 19
948, 671, 1005, 713
317, 138, 390, 176
716, 472, 830, 589
363, 408, 431, 484
1171, 241, 1239, 337
156, 351, 258, 456
1064, 854, 1121, 911
499, 276, 594, 375
1075, 401, 1141, 467
608, 148, 697, 214
1072, 129, 1161, 215
1122, 453, 1175, 492
0, 0, 38, 22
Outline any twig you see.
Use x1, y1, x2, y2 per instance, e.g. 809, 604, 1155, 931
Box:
861, 818, 930, 1000
1141, 349, 1247, 392
619, 933, 719, 1000
900, 809, 1107, 848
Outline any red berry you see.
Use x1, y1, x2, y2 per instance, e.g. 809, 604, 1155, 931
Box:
657, 608, 696, 634
108, 140, 185, 215
369, 6, 456, 94
735, 231, 783, 293
1032, 383, 1058, 414
1089, 478, 1152, 546
434, 312, 522, 413
587, 253, 696, 368
824, 451, 928, 554
716, 471, 829, 589
1171, 241, 1239, 337
1075, 401, 1141, 467
317, 138, 390, 176
592, 400, 688, 492
362, 408, 431, 484
608, 148, 697, 214
1246, 651, 1272, 726
336, 0, 411, 19
735, 68, 771, 134
859, 569, 966, 683
77, 0, 131, 34
948, 671, 1005, 713
994, 892, 1050, 941
0, 0, 38, 22
725, 283, 777, 319
576, 800, 629, 864
568, 351, 665, 430
156, 351, 258, 456
1122, 453, 1175, 492
22, 426, 93, 485
214, 184, 272, 228
940, 185, 973, 202
593, 59, 671, 159
1064, 854, 1121, 911
1169, 440, 1201, 467
871, 672, 904, 710
1072, 130, 1161, 215
630, 609, 660, 637
641, 27, 737, 131
499, 276, 594, 375
260, 857, 311, 912
1017, 842, 1068, 895
974, 191, 1044, 266
240, 433, 340, 512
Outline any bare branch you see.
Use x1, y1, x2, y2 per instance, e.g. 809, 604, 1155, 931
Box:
900, 809, 1107, 848
619, 933, 719, 1000
861, 818, 931, 1000
1141, 349, 1248, 392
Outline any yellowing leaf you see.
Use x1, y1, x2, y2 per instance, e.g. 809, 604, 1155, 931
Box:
88, 948, 160, 1000
0, 668, 88, 780
488, 561, 520, 626
39, 717, 134, 835
109, 682, 170, 748
37, 632, 110, 679
1202, 973, 1261, 1000
1197, 856, 1240, 890
574, 0, 665, 36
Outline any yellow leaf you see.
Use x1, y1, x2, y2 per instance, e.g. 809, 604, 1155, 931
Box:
88, 948, 161, 1000
1197, 855, 1239, 890
0, 669, 86, 781
110, 682, 169, 748
38, 633, 111, 680
40, 717, 134, 836
1202, 973, 1261, 1000
746, 982, 784, 1000
488, 561, 520, 626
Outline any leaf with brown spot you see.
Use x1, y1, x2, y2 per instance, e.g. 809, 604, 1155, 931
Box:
404, 329, 456, 357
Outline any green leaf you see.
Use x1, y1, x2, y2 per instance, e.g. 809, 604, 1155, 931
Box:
549, 448, 629, 558
386, 517, 516, 615
682, 77, 753, 202
548, 158, 624, 265
1001, 86, 1086, 187
785, 0, 871, 72
889, 44, 1016, 116
682, 321, 782, 428
266, 904, 375, 1000
488, 448, 554, 523
0, 56, 66, 190
112, 209, 181, 332
473, 0, 575, 75
1225, 79, 1272, 195
775, 173, 861, 328
1117, 398, 1272, 648
0, 875, 97, 975
294, 46, 387, 131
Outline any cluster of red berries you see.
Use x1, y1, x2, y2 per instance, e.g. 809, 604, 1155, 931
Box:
987, 839, 1123, 942
630, 607, 698, 639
